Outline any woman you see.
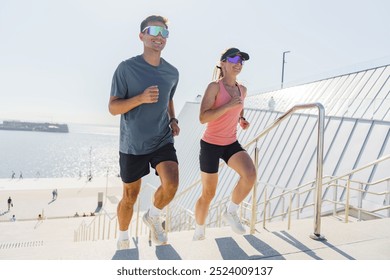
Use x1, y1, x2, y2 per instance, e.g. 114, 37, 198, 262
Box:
193, 48, 257, 240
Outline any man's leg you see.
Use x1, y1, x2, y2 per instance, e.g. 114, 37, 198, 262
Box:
143, 161, 178, 245
153, 161, 179, 209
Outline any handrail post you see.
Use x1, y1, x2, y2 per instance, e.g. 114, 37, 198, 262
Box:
263, 187, 267, 229
387, 179, 390, 218
250, 140, 259, 234
345, 179, 350, 223
98, 214, 101, 240
333, 179, 338, 217
288, 193, 292, 230
310, 103, 326, 241
358, 183, 363, 221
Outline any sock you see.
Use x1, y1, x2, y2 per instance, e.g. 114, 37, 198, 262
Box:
118, 230, 129, 241
227, 201, 239, 214
195, 223, 206, 235
149, 204, 162, 217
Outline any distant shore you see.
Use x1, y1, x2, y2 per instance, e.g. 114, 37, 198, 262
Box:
0, 176, 154, 222
0, 176, 120, 191
0, 177, 123, 222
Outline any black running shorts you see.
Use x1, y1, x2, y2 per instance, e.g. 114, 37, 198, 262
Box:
119, 143, 178, 183
199, 140, 245, 173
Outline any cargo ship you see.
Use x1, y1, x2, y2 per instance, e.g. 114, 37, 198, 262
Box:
0, 120, 69, 133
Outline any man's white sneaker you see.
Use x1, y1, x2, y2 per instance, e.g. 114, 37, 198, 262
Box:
117, 239, 130, 250
222, 210, 246, 234
143, 210, 167, 245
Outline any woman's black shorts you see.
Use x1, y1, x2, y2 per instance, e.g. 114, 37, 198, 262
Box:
199, 140, 245, 174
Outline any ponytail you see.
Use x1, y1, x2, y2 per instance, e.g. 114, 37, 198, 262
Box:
212, 65, 224, 81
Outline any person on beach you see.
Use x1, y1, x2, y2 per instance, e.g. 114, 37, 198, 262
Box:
7, 197, 13, 211
109, 15, 180, 249
193, 48, 256, 241
52, 189, 58, 200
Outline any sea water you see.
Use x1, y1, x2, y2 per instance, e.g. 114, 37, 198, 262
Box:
0, 124, 120, 179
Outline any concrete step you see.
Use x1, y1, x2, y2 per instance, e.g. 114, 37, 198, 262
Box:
1, 216, 389, 260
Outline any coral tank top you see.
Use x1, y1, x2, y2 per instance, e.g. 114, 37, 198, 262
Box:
202, 80, 244, 146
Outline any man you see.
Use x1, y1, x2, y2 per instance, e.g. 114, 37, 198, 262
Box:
109, 15, 180, 249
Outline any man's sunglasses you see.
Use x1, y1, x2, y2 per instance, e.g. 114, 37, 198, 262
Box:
225, 55, 245, 65
142, 26, 169, 38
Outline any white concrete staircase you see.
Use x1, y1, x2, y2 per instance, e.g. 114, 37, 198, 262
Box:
1, 216, 389, 260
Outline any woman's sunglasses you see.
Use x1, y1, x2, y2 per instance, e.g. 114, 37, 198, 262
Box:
225, 55, 245, 65
142, 26, 169, 38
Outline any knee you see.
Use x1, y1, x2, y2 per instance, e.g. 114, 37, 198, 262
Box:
244, 168, 257, 186
122, 190, 139, 208
201, 188, 216, 203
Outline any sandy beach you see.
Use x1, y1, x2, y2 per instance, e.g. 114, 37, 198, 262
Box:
0, 176, 123, 222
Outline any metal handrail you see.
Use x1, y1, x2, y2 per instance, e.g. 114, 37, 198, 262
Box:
168, 103, 325, 239
244, 103, 325, 240
321, 154, 390, 185
250, 154, 390, 229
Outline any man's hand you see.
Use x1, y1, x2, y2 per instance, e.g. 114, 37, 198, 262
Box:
170, 121, 180, 136
140, 85, 159, 104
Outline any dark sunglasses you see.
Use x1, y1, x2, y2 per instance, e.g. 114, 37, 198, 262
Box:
225, 55, 245, 65
142, 26, 169, 38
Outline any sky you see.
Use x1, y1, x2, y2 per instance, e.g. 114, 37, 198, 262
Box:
0, 0, 389, 126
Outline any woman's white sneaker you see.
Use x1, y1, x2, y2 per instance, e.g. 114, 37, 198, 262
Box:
222, 210, 246, 234
193, 223, 206, 241
117, 239, 130, 250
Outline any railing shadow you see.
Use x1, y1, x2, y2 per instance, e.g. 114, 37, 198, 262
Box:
321, 240, 355, 260
272, 230, 354, 259
244, 235, 286, 260
272, 231, 324, 260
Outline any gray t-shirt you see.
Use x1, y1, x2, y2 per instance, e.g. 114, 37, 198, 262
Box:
110, 55, 179, 155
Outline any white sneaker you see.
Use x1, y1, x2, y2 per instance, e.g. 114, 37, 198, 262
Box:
117, 239, 130, 250
222, 210, 246, 234
143, 210, 167, 245
192, 225, 206, 241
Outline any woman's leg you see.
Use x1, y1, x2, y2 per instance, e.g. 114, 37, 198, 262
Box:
227, 151, 257, 204
194, 172, 218, 225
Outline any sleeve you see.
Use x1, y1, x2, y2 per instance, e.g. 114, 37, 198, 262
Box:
110, 62, 127, 98
169, 70, 179, 100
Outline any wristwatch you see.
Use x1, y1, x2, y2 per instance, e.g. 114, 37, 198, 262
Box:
169, 117, 179, 124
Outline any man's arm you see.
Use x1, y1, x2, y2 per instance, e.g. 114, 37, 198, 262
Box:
168, 99, 180, 136
108, 85, 160, 116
